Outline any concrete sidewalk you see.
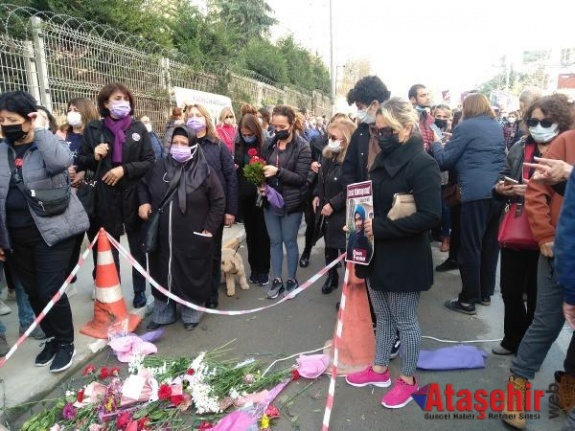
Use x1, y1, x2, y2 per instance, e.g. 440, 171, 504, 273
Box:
0, 224, 245, 421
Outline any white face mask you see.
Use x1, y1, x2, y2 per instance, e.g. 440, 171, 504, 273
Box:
508, 117, 517, 124
327, 139, 342, 152
356, 108, 376, 125
144, 123, 153, 133
529, 123, 559, 143
67, 111, 82, 128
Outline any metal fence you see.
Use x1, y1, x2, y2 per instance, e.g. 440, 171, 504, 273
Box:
0, 5, 332, 132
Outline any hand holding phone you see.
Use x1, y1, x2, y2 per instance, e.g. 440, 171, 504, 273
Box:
503, 176, 519, 186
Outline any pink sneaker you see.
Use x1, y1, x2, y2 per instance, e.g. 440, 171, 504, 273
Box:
381, 377, 419, 408
345, 366, 391, 388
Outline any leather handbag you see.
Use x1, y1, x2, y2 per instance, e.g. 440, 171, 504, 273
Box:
442, 183, 461, 207
387, 193, 416, 221
498, 202, 538, 250
141, 167, 182, 253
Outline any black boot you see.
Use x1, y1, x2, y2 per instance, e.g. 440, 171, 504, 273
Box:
322, 270, 339, 294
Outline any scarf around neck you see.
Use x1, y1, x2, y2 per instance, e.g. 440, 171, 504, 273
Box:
166, 145, 210, 214
103, 115, 132, 163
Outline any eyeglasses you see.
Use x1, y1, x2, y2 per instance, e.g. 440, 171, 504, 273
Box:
527, 118, 554, 128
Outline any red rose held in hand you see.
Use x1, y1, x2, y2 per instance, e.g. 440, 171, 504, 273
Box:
248, 148, 257, 157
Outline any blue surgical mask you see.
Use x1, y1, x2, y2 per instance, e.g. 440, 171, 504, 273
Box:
243, 135, 257, 144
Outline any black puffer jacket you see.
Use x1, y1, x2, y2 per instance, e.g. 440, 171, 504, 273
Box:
263, 134, 312, 214
341, 122, 371, 186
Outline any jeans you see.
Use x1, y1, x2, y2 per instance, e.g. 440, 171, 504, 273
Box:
458, 199, 503, 303
240, 195, 270, 276
512, 255, 575, 379
3, 260, 35, 327
263, 208, 303, 280
499, 248, 539, 351
9, 225, 75, 344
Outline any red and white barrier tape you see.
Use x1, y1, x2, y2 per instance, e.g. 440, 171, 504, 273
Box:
0, 235, 99, 369
322, 264, 349, 431
105, 232, 345, 316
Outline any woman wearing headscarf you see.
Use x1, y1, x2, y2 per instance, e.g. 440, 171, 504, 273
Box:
138, 126, 225, 330
77, 83, 155, 309
0, 91, 89, 372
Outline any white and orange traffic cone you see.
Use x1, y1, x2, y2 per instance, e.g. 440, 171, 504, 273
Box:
324, 263, 375, 376
80, 229, 141, 339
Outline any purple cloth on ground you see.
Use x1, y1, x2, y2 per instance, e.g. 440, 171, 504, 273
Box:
417, 345, 487, 370
265, 185, 285, 209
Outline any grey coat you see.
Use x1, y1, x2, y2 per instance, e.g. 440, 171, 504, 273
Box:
0, 129, 89, 248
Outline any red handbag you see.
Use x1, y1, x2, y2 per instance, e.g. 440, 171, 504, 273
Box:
498, 202, 538, 250
497, 143, 538, 250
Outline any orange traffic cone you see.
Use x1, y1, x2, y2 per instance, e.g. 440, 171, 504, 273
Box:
324, 263, 375, 376
81, 229, 142, 339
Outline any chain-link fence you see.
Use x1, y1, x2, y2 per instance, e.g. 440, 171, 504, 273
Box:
0, 5, 332, 133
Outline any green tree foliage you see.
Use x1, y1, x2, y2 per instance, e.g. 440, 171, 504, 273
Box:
5, 0, 330, 93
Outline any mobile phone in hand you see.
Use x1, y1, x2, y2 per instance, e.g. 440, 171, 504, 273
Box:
503, 176, 519, 186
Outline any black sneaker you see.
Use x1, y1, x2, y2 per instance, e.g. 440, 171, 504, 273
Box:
435, 258, 458, 272
249, 273, 260, 284
390, 338, 401, 360
258, 273, 270, 286
266, 279, 284, 299
285, 279, 298, 296
50, 343, 76, 373
35, 338, 57, 367
133, 292, 147, 309
478, 296, 491, 306
444, 298, 476, 315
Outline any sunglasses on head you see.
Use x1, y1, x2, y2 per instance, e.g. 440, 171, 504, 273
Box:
528, 118, 553, 128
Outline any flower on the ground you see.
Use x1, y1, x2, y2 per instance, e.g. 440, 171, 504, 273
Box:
170, 394, 184, 406
186, 368, 195, 376
62, 403, 76, 420
158, 384, 172, 400
83, 364, 97, 376
99, 367, 110, 380
198, 421, 213, 430
137, 416, 150, 430
260, 414, 271, 430
291, 369, 300, 381
243, 373, 254, 384
110, 366, 121, 376
116, 411, 133, 430
88, 424, 103, 431
248, 148, 258, 157
77, 389, 85, 403
265, 404, 280, 419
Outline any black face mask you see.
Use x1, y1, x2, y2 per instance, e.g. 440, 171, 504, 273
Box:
377, 134, 402, 156
1, 123, 27, 144
275, 129, 290, 141
434, 119, 448, 130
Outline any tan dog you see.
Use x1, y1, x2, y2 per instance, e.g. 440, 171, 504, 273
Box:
221, 237, 249, 296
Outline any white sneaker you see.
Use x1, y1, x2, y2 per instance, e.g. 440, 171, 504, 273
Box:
0, 300, 11, 316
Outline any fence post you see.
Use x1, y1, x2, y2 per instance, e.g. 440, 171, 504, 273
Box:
29, 17, 52, 111
161, 57, 175, 106
23, 40, 41, 103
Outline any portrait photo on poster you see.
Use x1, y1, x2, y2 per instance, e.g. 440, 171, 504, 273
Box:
345, 181, 374, 266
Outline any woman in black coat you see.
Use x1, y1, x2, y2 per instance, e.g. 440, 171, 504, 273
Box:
345, 98, 441, 410
138, 126, 225, 330
313, 117, 357, 293
77, 83, 155, 309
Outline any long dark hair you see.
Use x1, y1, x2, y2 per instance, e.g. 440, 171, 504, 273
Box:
235, 113, 264, 164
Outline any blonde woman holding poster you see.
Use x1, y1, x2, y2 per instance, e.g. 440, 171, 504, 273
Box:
345, 98, 441, 409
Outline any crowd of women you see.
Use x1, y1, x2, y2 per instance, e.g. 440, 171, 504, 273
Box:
1, 76, 575, 430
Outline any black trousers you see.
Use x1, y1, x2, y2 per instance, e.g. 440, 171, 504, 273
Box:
565, 333, 575, 376
210, 223, 224, 299
325, 247, 345, 276
240, 195, 270, 276
86, 218, 146, 294
449, 204, 461, 261
10, 225, 76, 344
458, 199, 503, 303
500, 248, 539, 351
302, 194, 315, 254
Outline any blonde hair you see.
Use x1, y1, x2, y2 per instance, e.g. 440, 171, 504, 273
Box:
218, 106, 236, 125
186, 103, 218, 139
378, 97, 419, 133
323, 118, 357, 163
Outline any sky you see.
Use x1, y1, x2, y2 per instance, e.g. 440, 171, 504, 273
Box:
267, 0, 575, 105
